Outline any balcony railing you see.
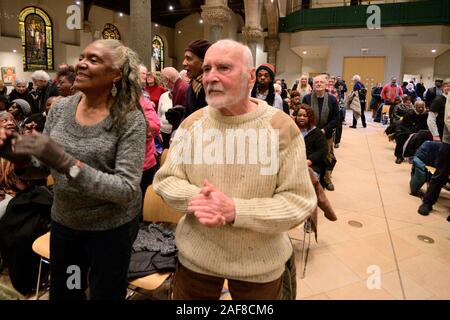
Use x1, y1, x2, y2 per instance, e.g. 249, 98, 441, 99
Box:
280, 0, 450, 32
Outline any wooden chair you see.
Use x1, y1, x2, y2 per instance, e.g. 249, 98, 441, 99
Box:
32, 186, 183, 300
30, 175, 54, 299
46, 175, 54, 187
381, 104, 390, 114
425, 165, 450, 187
127, 185, 182, 299
31, 232, 50, 300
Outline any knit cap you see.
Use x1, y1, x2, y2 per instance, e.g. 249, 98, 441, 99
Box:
185, 39, 212, 60
256, 63, 275, 80
12, 99, 31, 116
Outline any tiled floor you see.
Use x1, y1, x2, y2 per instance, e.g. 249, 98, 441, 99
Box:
1, 112, 449, 300
292, 113, 450, 300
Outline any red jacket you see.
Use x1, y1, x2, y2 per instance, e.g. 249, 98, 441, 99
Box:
381, 84, 403, 103
145, 85, 166, 110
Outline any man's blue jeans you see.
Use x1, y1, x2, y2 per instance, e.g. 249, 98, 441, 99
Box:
410, 156, 427, 195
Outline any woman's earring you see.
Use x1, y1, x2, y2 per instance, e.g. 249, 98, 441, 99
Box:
111, 82, 118, 97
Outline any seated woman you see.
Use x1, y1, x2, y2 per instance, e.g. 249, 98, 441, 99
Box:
8, 99, 32, 131
293, 104, 328, 178
0, 112, 31, 220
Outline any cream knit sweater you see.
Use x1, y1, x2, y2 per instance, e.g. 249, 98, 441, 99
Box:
153, 98, 317, 283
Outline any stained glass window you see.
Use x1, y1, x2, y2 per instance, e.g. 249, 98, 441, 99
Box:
152, 35, 164, 72
102, 23, 121, 40
19, 7, 54, 71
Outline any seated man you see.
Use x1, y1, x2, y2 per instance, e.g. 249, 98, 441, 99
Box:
409, 141, 442, 197
394, 100, 429, 164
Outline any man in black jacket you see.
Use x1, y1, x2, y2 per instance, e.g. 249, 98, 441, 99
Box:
182, 39, 211, 118
303, 75, 339, 191
30, 70, 59, 114
424, 79, 443, 109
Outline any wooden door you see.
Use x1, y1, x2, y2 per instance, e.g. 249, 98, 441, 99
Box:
343, 57, 385, 109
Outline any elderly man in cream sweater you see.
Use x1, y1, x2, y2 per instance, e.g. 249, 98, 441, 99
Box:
153, 39, 316, 300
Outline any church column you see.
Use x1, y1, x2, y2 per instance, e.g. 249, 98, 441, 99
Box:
201, 0, 232, 42
130, 0, 152, 68
264, 36, 280, 67
242, 26, 263, 65
243, 0, 264, 65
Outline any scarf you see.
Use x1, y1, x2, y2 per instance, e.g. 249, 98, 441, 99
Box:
301, 126, 316, 138
310, 92, 329, 129
191, 74, 203, 98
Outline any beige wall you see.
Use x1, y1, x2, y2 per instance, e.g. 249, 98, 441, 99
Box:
0, 0, 81, 86
88, 6, 130, 45
301, 58, 327, 76
275, 33, 302, 87
403, 58, 435, 89
287, 26, 450, 85
174, 13, 204, 71
434, 49, 450, 81
0, 1, 178, 85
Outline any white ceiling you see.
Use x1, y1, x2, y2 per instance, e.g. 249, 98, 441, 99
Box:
402, 44, 450, 58
291, 45, 329, 59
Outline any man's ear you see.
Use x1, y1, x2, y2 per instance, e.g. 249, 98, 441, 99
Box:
248, 67, 256, 86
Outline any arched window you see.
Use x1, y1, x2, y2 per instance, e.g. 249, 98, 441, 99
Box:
152, 35, 164, 72
19, 7, 54, 71
102, 23, 121, 40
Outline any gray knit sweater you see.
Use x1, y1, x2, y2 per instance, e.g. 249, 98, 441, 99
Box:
44, 93, 146, 231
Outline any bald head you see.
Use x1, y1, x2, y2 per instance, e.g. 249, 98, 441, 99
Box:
202, 39, 256, 115
161, 67, 180, 89
208, 39, 254, 69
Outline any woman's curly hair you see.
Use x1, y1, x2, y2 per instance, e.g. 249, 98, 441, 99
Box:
95, 39, 146, 131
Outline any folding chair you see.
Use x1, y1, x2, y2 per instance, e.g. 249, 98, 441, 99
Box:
127, 186, 183, 299
381, 104, 390, 125
31, 175, 54, 300
299, 217, 312, 279
32, 232, 50, 300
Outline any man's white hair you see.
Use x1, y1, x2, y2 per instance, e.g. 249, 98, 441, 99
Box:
313, 74, 328, 82
14, 78, 27, 87
31, 70, 51, 81
352, 74, 361, 82
139, 64, 148, 72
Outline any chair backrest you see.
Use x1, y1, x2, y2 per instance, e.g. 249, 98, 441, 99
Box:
46, 175, 54, 187
143, 185, 182, 224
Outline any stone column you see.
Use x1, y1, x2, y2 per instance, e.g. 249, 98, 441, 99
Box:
242, 26, 263, 65
264, 36, 280, 67
130, 0, 152, 68
201, 4, 232, 42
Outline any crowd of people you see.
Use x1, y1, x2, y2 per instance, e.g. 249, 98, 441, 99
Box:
0, 37, 449, 300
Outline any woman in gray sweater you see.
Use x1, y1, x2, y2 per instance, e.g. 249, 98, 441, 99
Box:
1, 40, 147, 300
